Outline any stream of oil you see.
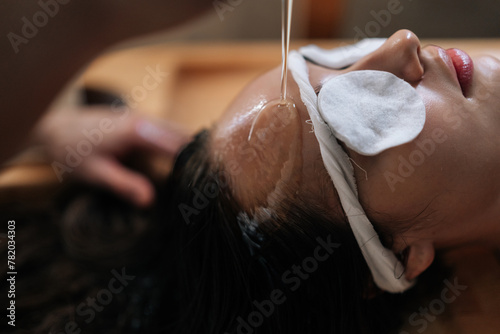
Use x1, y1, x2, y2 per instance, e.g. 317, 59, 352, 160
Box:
280, 0, 293, 103
248, 0, 296, 141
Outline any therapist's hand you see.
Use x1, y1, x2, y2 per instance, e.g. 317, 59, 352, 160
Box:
0, 1, 211, 163
33, 107, 189, 207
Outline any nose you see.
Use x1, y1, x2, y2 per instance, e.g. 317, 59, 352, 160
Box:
354, 29, 424, 83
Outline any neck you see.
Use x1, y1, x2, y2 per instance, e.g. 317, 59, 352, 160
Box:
435, 188, 500, 250
477, 195, 500, 246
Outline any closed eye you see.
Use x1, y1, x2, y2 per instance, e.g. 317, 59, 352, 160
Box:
312, 65, 353, 95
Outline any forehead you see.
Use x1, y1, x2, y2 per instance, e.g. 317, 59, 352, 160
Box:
213, 61, 341, 141
211, 62, 341, 212
214, 66, 283, 139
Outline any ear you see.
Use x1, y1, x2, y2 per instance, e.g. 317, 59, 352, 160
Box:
404, 241, 435, 280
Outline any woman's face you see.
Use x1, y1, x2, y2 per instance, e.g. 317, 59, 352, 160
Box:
212, 30, 500, 249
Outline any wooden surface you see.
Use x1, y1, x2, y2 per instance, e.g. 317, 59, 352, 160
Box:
307, 0, 346, 38
1, 39, 500, 332
1, 39, 499, 192
81, 38, 500, 131
1, 38, 499, 194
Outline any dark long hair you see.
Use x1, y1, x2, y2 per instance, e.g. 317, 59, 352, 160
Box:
0, 129, 444, 334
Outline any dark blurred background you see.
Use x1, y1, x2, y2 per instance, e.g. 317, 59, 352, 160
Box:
120, 0, 500, 47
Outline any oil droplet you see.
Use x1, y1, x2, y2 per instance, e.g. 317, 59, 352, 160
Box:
248, 99, 297, 141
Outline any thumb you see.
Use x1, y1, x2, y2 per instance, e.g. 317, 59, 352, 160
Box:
79, 156, 155, 207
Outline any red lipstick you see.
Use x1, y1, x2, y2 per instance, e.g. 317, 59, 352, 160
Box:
446, 48, 474, 95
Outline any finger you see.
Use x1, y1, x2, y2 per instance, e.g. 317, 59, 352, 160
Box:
131, 119, 190, 155
79, 156, 155, 207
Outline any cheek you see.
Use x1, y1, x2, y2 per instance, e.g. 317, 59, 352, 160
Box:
350, 70, 497, 223
352, 144, 443, 222
350, 99, 462, 222
472, 59, 500, 125
471, 55, 500, 103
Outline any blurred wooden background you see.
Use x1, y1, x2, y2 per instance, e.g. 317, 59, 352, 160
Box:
1, 38, 499, 199
0, 37, 499, 333
1, 0, 500, 331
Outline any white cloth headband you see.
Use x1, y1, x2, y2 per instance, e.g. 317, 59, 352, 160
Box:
288, 40, 415, 293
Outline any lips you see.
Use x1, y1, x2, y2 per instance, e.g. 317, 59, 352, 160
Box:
446, 48, 474, 95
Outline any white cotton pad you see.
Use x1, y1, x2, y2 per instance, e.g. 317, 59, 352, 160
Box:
317, 70, 426, 156
289, 51, 415, 293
